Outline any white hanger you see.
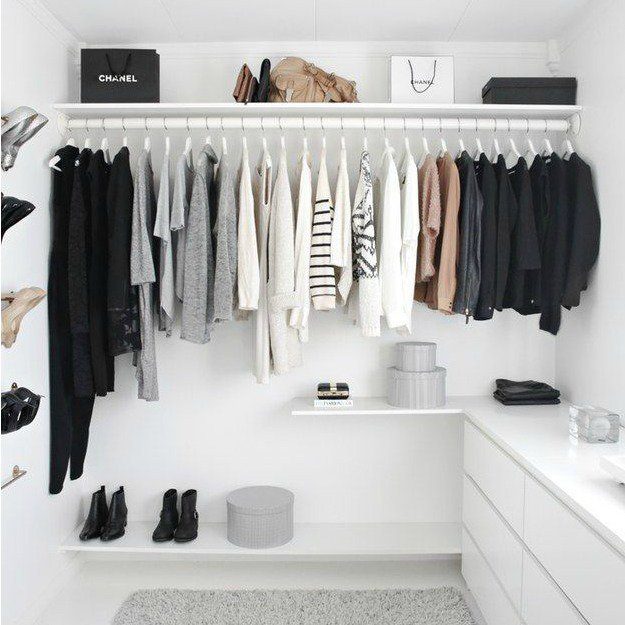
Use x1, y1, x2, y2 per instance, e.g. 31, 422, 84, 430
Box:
183, 117, 193, 166
560, 137, 575, 160
100, 118, 111, 163
143, 118, 151, 152
340, 117, 346, 151
383, 117, 390, 150
473, 118, 484, 159
455, 118, 465, 158
121, 117, 128, 148
163, 118, 170, 156
437, 118, 447, 157
490, 119, 501, 163
261, 117, 268, 153
49, 124, 77, 170
278, 117, 285, 152
504, 119, 521, 163
83, 120, 91, 150
221, 118, 228, 156
541, 120, 553, 156
362, 117, 368, 151
524, 119, 537, 158
204, 116, 212, 145
302, 117, 309, 153
321, 117, 326, 151
403, 118, 410, 153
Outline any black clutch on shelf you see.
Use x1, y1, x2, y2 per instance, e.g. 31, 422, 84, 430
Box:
317, 382, 350, 400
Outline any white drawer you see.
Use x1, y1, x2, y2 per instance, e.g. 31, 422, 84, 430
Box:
524, 477, 625, 625
463, 421, 525, 534
462, 528, 521, 625
463, 475, 523, 610
522, 550, 586, 625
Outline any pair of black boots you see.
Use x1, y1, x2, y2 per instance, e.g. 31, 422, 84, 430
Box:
79, 486, 127, 541
152, 489, 198, 543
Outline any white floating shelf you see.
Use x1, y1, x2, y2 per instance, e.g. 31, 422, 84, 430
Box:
53, 102, 581, 120
291, 396, 470, 416
60, 521, 460, 561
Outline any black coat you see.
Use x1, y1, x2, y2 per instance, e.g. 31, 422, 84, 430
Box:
539, 153, 570, 335
504, 157, 541, 311
562, 153, 600, 308
474, 154, 497, 321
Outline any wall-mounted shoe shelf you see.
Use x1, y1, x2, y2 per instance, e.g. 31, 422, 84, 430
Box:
60, 521, 461, 561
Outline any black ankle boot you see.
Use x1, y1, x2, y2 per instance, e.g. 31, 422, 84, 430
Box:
79, 485, 108, 540
101, 486, 127, 541
173, 489, 198, 542
152, 489, 179, 542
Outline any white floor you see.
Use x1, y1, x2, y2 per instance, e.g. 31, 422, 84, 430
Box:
33, 558, 485, 625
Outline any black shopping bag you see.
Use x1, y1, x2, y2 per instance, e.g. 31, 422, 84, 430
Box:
81, 49, 160, 103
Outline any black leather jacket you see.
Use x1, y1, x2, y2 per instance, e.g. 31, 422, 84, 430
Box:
453, 151, 483, 319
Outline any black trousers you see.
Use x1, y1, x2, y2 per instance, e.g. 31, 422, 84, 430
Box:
48, 145, 95, 494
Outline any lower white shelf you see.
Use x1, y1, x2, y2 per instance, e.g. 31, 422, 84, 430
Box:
291, 396, 469, 416
60, 522, 460, 561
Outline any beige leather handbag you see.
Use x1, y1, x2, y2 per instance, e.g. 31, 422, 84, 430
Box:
269, 57, 358, 103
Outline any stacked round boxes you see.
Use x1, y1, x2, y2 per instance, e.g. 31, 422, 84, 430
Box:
387, 342, 446, 409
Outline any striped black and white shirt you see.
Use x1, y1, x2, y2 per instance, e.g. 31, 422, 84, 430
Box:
309, 144, 336, 310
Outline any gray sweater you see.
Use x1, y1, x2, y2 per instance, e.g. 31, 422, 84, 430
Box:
181, 145, 218, 343
130, 149, 159, 401
212, 154, 238, 322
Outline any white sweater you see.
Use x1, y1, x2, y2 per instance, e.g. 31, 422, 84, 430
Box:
237, 138, 259, 311
267, 142, 302, 374
309, 143, 336, 310
397, 140, 420, 335
330, 141, 353, 306
348, 149, 381, 337
375, 145, 406, 329
252, 147, 272, 384
289, 143, 313, 342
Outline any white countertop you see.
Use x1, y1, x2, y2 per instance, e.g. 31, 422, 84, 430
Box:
462, 397, 625, 557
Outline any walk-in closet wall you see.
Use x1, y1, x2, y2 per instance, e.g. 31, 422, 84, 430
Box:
555, 0, 625, 425
1, 2, 79, 624
77, 42, 556, 526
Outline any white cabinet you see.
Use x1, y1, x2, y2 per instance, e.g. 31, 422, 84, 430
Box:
522, 551, 586, 625
461, 529, 521, 625
462, 419, 625, 625
463, 421, 525, 535
524, 477, 625, 625
462, 475, 523, 610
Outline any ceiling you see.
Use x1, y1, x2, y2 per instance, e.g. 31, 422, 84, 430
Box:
40, 0, 591, 44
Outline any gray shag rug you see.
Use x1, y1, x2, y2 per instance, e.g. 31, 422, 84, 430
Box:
113, 587, 475, 625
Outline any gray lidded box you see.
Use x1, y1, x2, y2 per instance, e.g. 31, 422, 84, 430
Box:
387, 366, 446, 409
227, 485, 294, 549
396, 341, 437, 372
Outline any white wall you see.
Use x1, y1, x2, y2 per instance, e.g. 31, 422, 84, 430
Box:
79, 41, 557, 526
555, 0, 625, 423
1, 1, 80, 624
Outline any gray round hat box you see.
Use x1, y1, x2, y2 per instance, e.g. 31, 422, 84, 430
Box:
395, 341, 437, 372
226, 485, 294, 549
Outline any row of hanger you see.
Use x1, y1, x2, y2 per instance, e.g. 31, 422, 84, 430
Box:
50, 116, 575, 172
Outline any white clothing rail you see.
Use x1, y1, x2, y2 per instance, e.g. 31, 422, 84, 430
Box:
61, 115, 576, 134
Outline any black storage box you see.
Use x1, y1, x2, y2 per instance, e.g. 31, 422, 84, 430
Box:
81, 49, 160, 103
482, 77, 577, 105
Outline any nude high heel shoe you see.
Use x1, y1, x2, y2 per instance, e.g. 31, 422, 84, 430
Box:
1, 287, 46, 348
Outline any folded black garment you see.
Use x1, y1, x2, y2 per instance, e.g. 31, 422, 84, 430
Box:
494, 378, 560, 401
493, 391, 561, 406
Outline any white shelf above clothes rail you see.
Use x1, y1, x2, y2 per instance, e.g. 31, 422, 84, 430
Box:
52, 102, 582, 133
60, 521, 461, 561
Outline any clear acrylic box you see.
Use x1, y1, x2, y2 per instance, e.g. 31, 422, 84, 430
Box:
569, 405, 620, 443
